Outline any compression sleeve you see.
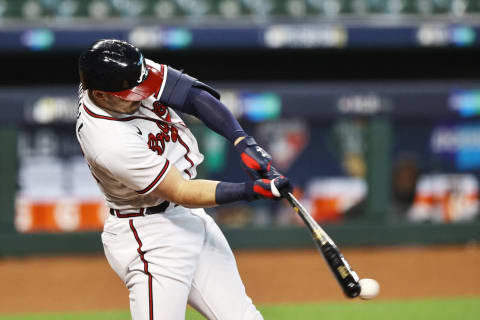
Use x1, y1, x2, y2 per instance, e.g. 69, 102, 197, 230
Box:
183, 87, 247, 143
158, 66, 246, 142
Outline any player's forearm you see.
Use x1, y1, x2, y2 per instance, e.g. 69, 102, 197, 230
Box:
173, 179, 220, 208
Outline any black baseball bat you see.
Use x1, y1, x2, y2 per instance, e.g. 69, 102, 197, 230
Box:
283, 192, 361, 298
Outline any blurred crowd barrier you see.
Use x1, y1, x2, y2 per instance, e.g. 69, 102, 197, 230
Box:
0, 0, 479, 20
2, 81, 480, 234
0, 1, 480, 52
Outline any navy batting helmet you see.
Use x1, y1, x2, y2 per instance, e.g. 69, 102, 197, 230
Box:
78, 39, 163, 101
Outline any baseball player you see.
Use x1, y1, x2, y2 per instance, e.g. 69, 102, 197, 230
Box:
76, 39, 291, 320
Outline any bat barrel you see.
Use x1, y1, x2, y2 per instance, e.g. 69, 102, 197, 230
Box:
340, 276, 361, 298
314, 241, 361, 299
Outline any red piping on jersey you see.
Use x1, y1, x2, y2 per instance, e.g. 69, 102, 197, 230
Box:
136, 160, 170, 194
114, 208, 145, 218
129, 220, 154, 320
177, 136, 194, 177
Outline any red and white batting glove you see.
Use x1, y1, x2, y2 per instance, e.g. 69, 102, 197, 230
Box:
235, 136, 281, 180
246, 176, 292, 201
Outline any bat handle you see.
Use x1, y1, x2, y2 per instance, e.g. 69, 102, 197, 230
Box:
283, 192, 329, 240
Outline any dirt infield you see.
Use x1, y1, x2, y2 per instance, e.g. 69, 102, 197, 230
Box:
1, 245, 479, 313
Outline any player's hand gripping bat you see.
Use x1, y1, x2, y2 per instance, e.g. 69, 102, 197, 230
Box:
283, 192, 362, 298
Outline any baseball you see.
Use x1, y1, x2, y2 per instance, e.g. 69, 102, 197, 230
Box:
359, 278, 380, 300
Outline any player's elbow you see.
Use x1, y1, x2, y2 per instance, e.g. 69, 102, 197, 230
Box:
151, 166, 187, 203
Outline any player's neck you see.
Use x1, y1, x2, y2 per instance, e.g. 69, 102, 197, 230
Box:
88, 90, 141, 115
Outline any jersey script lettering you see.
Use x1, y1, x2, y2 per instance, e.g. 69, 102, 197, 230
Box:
147, 122, 179, 155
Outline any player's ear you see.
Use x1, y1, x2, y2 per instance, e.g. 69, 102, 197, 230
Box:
91, 90, 107, 101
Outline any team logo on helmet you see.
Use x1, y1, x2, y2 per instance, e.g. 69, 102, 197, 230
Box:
137, 57, 148, 84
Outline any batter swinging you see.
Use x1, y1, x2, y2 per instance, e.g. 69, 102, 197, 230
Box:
76, 39, 291, 320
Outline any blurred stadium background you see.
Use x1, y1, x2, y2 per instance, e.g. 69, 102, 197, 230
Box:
0, 0, 480, 319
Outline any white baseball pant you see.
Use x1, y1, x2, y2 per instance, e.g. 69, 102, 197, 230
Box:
101, 206, 263, 320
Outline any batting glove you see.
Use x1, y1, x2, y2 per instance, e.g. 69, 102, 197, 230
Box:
246, 176, 292, 201
235, 136, 281, 180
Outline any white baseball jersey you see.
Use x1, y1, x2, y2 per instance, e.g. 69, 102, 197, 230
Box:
75, 60, 204, 210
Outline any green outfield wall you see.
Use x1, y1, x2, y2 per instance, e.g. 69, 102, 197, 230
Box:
0, 222, 479, 256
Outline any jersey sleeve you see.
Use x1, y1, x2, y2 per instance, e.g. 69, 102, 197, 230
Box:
95, 133, 171, 195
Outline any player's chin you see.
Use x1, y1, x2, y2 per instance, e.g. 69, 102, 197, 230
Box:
126, 102, 141, 114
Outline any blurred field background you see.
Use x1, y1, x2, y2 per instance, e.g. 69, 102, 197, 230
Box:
1, 0, 480, 319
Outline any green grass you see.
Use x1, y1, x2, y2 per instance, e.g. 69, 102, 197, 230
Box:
1, 297, 479, 320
